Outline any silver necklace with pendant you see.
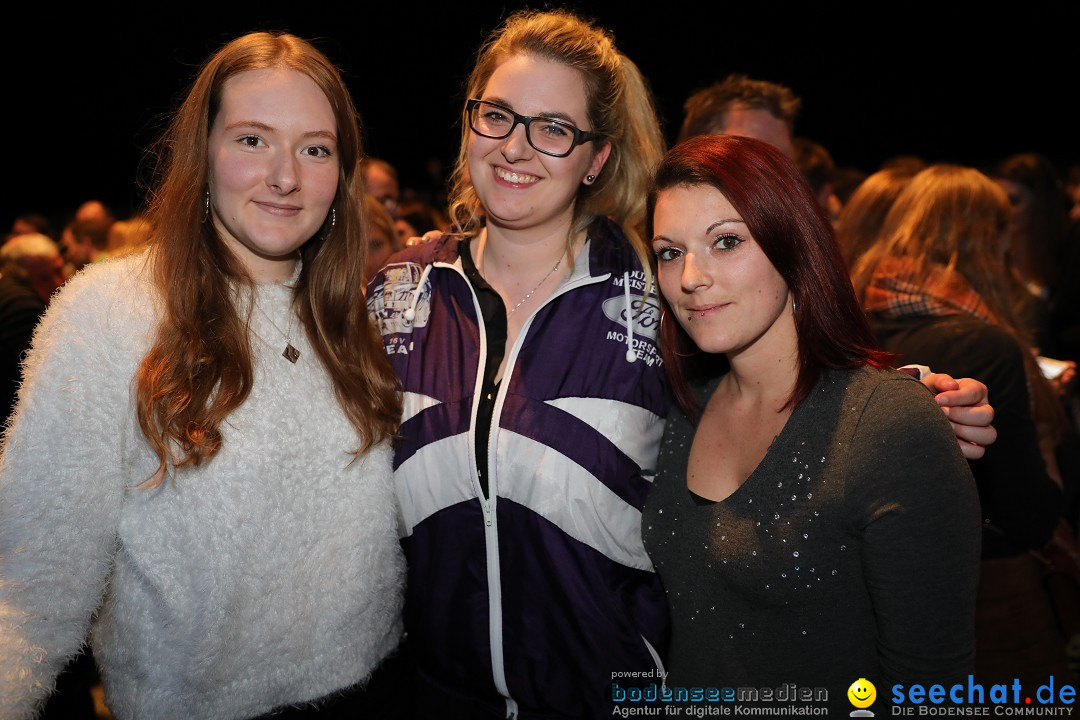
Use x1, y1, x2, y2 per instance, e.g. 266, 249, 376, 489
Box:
254, 301, 301, 363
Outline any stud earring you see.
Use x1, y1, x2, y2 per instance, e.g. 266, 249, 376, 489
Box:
586, 174, 596, 183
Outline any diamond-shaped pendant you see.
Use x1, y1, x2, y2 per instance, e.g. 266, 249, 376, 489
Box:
282, 343, 301, 363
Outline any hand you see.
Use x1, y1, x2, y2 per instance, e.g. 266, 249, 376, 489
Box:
405, 230, 442, 248
921, 373, 996, 460
1049, 360, 1076, 397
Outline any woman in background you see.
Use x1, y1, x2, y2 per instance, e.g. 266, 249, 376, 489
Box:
835, 166, 917, 269
851, 164, 1073, 690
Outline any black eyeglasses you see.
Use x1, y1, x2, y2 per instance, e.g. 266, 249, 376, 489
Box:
466, 99, 603, 158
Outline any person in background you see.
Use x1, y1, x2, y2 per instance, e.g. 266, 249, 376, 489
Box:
832, 165, 869, 208
792, 136, 841, 223
393, 198, 446, 249
363, 157, 401, 219
0, 233, 64, 427
73, 200, 116, 228
0, 31, 405, 720
59, 216, 112, 275
677, 73, 800, 159
990, 152, 1078, 363
851, 164, 1075, 692
363, 193, 397, 285
835, 166, 918, 269
105, 214, 153, 258
8, 213, 55, 241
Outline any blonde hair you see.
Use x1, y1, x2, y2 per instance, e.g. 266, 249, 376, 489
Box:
446, 9, 665, 278
136, 31, 400, 484
850, 165, 1012, 320
835, 167, 917, 268
851, 164, 1065, 441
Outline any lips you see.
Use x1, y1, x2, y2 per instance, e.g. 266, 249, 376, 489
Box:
253, 201, 302, 216
687, 303, 730, 316
493, 166, 540, 185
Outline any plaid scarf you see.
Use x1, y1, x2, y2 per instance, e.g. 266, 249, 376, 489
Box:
863, 256, 998, 325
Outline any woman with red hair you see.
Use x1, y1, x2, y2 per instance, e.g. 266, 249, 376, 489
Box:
643, 135, 980, 712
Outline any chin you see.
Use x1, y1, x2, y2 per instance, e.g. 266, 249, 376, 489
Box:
684, 330, 740, 356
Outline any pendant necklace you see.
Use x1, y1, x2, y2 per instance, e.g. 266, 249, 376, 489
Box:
507, 254, 565, 315
254, 300, 301, 363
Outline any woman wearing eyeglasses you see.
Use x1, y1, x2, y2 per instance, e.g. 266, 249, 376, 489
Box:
367, 10, 667, 718
367, 9, 996, 719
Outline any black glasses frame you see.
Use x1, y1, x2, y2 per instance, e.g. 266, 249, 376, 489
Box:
465, 99, 603, 158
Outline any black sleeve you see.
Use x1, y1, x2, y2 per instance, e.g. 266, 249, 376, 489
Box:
955, 326, 1062, 552
874, 317, 1062, 553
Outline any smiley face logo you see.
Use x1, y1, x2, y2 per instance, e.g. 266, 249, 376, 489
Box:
847, 678, 876, 708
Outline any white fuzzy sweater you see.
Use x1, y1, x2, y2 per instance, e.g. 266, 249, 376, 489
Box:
0, 254, 405, 719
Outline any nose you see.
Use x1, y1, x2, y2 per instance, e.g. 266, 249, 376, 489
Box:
499, 121, 533, 161
680, 251, 711, 292
268, 151, 301, 194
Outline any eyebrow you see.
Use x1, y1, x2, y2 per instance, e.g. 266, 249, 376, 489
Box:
224, 120, 337, 141
705, 219, 747, 234
650, 218, 747, 245
483, 97, 579, 125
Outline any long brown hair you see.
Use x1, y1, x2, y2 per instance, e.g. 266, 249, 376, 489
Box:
136, 31, 400, 484
446, 9, 665, 277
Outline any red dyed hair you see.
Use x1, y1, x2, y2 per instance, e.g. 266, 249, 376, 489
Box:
646, 135, 893, 417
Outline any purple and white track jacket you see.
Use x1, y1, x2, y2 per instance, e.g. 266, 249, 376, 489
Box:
367, 218, 673, 718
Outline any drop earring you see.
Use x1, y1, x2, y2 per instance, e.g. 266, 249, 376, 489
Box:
323, 207, 336, 238
202, 188, 210, 223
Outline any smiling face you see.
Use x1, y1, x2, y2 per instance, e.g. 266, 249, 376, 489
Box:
207, 66, 340, 281
847, 678, 877, 708
652, 183, 793, 359
467, 53, 610, 238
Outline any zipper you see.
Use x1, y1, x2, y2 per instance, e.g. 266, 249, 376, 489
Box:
440, 259, 511, 701
641, 635, 667, 689
443, 257, 613, 711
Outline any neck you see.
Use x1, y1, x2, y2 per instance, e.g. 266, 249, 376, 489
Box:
474, 223, 581, 291
722, 301, 800, 411
248, 254, 300, 284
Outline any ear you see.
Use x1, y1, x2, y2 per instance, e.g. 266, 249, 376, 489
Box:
583, 141, 612, 185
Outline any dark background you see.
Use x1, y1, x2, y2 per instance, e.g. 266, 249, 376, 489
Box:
5, 1, 1077, 231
